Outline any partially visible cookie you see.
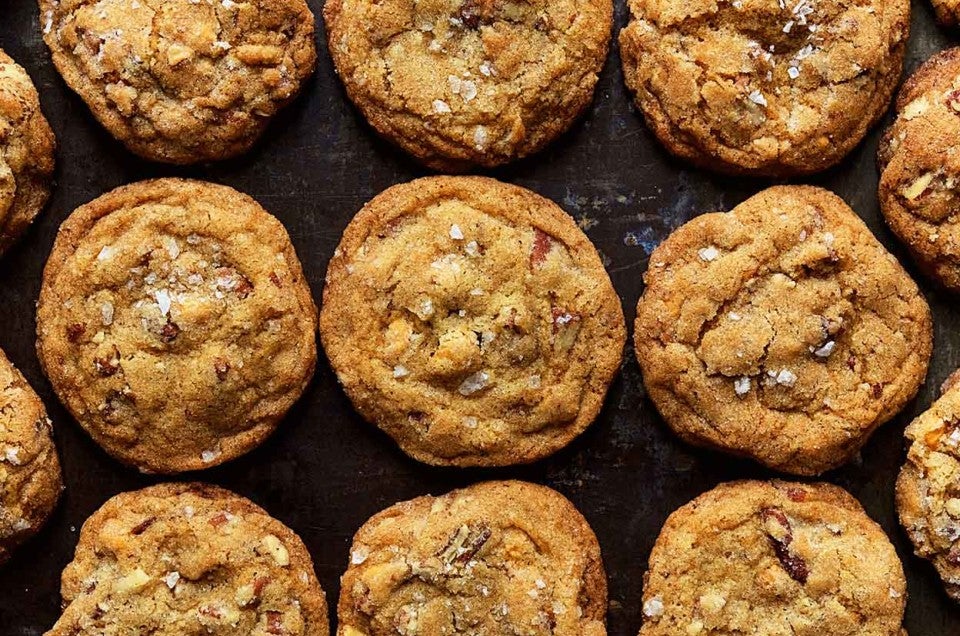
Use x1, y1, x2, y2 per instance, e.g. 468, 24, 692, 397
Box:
337, 480, 607, 636
36, 178, 317, 474
878, 47, 960, 292
0, 49, 55, 255
46, 482, 329, 635
0, 348, 62, 565
897, 371, 960, 602
640, 480, 907, 635
39, 0, 316, 164
928, 0, 960, 27
320, 176, 625, 466
635, 185, 932, 475
323, 0, 612, 171
619, 0, 909, 176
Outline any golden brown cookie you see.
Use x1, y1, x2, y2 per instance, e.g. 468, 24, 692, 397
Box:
639, 480, 907, 635
634, 185, 932, 475
619, 0, 909, 176
0, 48, 55, 255
46, 482, 329, 635
0, 348, 62, 565
337, 480, 607, 636
39, 0, 317, 164
928, 0, 960, 27
36, 178, 317, 474
878, 48, 960, 293
896, 371, 960, 602
320, 176, 625, 466
323, 0, 613, 171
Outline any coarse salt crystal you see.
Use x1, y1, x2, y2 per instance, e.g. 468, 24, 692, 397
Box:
458, 371, 490, 396
748, 90, 768, 107
154, 289, 172, 316
734, 377, 751, 396
393, 365, 409, 378
163, 571, 180, 589
643, 596, 665, 618
450, 224, 464, 240
776, 369, 798, 386
698, 246, 719, 261
432, 99, 451, 114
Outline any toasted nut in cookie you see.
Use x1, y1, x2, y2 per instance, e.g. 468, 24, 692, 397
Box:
46, 482, 329, 635
39, 0, 316, 164
635, 185, 932, 475
324, 0, 613, 171
320, 176, 626, 466
338, 480, 607, 636
641, 480, 907, 635
36, 178, 317, 474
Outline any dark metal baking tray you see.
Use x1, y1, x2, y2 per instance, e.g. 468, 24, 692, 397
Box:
1, 0, 959, 633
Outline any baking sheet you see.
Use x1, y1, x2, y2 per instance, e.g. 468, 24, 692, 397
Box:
1, 0, 959, 633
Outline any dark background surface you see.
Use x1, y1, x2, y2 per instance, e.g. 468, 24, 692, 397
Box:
1, 0, 959, 633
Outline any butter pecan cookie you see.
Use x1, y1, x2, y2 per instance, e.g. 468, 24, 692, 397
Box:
896, 370, 960, 602
323, 0, 612, 171
620, 0, 909, 176
0, 348, 62, 565
878, 48, 960, 292
320, 176, 625, 466
46, 482, 329, 635
640, 480, 907, 635
634, 186, 932, 475
0, 49, 55, 255
36, 178, 317, 474
39, 0, 316, 164
337, 480, 607, 636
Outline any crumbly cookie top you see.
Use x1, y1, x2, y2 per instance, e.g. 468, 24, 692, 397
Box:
640, 480, 907, 635
878, 47, 960, 292
324, 0, 612, 169
0, 350, 62, 563
320, 177, 625, 466
47, 483, 328, 636
40, 0, 316, 164
620, 0, 909, 175
897, 377, 960, 601
0, 49, 55, 252
635, 186, 931, 475
337, 481, 606, 636
36, 179, 317, 473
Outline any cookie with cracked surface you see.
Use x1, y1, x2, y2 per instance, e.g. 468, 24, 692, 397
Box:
896, 370, 960, 602
0, 49, 55, 256
639, 480, 907, 635
39, 0, 316, 164
320, 176, 625, 466
36, 178, 317, 474
46, 482, 329, 635
634, 185, 932, 475
323, 0, 612, 171
0, 348, 62, 565
619, 0, 909, 176
337, 480, 607, 636
878, 48, 960, 293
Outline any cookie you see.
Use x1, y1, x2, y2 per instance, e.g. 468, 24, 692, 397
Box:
46, 482, 329, 635
0, 49, 55, 255
0, 348, 62, 565
896, 370, 960, 602
878, 48, 960, 293
634, 185, 932, 475
320, 176, 625, 466
337, 480, 607, 636
619, 0, 909, 176
39, 0, 316, 164
928, 0, 960, 27
36, 178, 317, 474
640, 480, 907, 635
323, 0, 612, 171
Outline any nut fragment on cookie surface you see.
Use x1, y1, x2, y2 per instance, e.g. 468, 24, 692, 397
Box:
323, 0, 613, 171
634, 185, 932, 475
319, 176, 626, 467
35, 178, 318, 474
640, 481, 907, 635
38, 0, 317, 164
337, 480, 607, 636
45, 482, 329, 636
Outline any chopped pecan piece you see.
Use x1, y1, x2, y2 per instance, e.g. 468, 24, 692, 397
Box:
66, 323, 86, 343
94, 348, 121, 377
551, 306, 582, 351
760, 507, 809, 583
160, 320, 181, 343
265, 610, 285, 634
530, 228, 552, 268
437, 524, 492, 565
214, 357, 231, 381
130, 516, 155, 535
269, 272, 283, 288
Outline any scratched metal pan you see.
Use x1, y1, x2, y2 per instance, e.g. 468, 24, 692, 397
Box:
1, 0, 959, 633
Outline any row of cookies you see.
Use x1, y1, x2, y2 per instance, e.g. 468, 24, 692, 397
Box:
34, 478, 912, 635
26, 0, 925, 178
